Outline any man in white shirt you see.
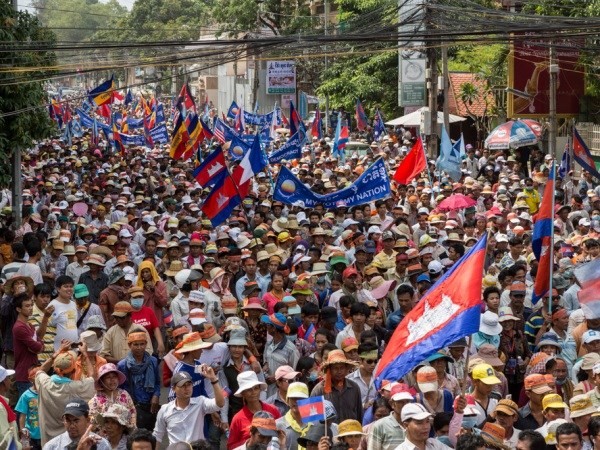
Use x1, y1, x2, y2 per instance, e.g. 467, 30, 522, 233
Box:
153, 368, 224, 443
395, 403, 450, 450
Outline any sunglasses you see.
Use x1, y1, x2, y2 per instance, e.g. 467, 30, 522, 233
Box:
362, 359, 377, 365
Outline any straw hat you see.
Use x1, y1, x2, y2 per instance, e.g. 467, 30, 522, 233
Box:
368, 276, 397, 300
165, 260, 184, 277
4, 275, 34, 294
337, 419, 366, 437
321, 349, 359, 371
174, 332, 212, 355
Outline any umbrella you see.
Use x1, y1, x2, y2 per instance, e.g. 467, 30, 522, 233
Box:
484, 120, 539, 150
385, 107, 466, 127
437, 194, 477, 212
520, 119, 543, 138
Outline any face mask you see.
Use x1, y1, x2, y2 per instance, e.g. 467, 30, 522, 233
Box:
308, 371, 318, 382
131, 299, 144, 310
462, 416, 478, 429
555, 377, 566, 386
525, 186, 534, 191
287, 334, 297, 342
156, 250, 164, 258
437, 436, 452, 447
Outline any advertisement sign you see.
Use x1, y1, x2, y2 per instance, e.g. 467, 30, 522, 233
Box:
267, 61, 296, 94
400, 56, 427, 107
508, 34, 584, 118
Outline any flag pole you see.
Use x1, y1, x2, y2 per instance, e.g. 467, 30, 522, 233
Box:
460, 335, 473, 396
421, 132, 435, 203
548, 162, 556, 313
322, 396, 328, 438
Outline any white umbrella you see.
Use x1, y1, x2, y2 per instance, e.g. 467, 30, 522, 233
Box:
385, 107, 466, 127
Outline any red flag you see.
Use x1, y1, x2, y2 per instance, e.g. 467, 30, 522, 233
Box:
393, 137, 426, 184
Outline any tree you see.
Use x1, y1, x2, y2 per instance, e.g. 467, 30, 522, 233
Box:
0, 4, 57, 187
210, 0, 313, 37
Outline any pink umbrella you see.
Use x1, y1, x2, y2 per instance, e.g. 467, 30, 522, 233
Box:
437, 194, 477, 212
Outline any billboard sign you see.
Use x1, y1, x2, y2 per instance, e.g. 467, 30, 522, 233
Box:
266, 61, 296, 94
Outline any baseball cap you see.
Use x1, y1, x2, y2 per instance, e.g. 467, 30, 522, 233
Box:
0, 365, 15, 383
251, 411, 278, 437
401, 403, 432, 422
524, 374, 553, 394
493, 399, 519, 417
471, 363, 501, 385
390, 383, 414, 402
583, 330, 600, 344
416, 366, 438, 393
275, 365, 300, 381
63, 398, 90, 417
171, 372, 193, 387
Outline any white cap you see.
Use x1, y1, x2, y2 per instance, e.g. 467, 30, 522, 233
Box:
401, 403, 432, 422
0, 365, 15, 383
119, 229, 133, 238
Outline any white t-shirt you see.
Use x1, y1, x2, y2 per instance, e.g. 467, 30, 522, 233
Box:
48, 299, 79, 350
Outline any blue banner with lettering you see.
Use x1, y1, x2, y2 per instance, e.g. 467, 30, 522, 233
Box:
226, 101, 279, 126
273, 158, 391, 209
268, 127, 306, 164
76, 109, 111, 133
156, 104, 165, 123
148, 123, 169, 144
119, 132, 146, 146
127, 117, 144, 129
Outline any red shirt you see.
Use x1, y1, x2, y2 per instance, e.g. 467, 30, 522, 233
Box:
227, 402, 281, 450
131, 307, 159, 335
12, 319, 43, 382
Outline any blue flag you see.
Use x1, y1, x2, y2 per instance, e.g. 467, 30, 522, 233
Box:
273, 158, 391, 209
373, 109, 386, 140
558, 142, 571, 179
72, 118, 83, 137
127, 117, 144, 129
268, 127, 306, 164
119, 133, 146, 146
125, 89, 133, 106
229, 135, 250, 161
148, 123, 169, 144
155, 104, 166, 123
436, 125, 462, 181
62, 120, 72, 147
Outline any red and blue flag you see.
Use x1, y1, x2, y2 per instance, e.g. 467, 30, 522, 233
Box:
201, 170, 241, 227
289, 101, 301, 135
297, 396, 325, 424
355, 99, 368, 131
332, 116, 349, 160
575, 259, 600, 316
231, 134, 267, 198
374, 233, 488, 388
532, 162, 555, 304
573, 127, 600, 179
311, 108, 322, 140
193, 147, 226, 187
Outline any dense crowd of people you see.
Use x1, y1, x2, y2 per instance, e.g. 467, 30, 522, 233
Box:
0, 112, 599, 450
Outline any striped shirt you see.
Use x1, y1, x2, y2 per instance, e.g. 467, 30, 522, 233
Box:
368, 413, 406, 450
29, 304, 56, 363
263, 338, 300, 397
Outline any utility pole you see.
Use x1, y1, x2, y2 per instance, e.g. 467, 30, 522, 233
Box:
427, 44, 438, 158
11, 0, 21, 228
442, 44, 449, 133
549, 43, 558, 160
252, 2, 262, 111
324, 0, 330, 134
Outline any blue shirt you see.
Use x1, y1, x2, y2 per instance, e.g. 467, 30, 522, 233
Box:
15, 388, 40, 439
168, 360, 208, 402
117, 355, 161, 404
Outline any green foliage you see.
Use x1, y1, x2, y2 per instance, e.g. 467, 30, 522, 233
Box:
33, 0, 126, 43
0, 5, 57, 187
210, 0, 314, 37
448, 44, 508, 86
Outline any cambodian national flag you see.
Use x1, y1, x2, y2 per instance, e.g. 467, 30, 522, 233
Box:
311, 108, 322, 140
289, 101, 300, 135
374, 233, 488, 388
193, 146, 226, 187
575, 259, 600, 316
297, 396, 325, 424
332, 117, 349, 162
531, 162, 555, 304
573, 127, 600, 179
355, 99, 368, 131
201, 171, 241, 227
